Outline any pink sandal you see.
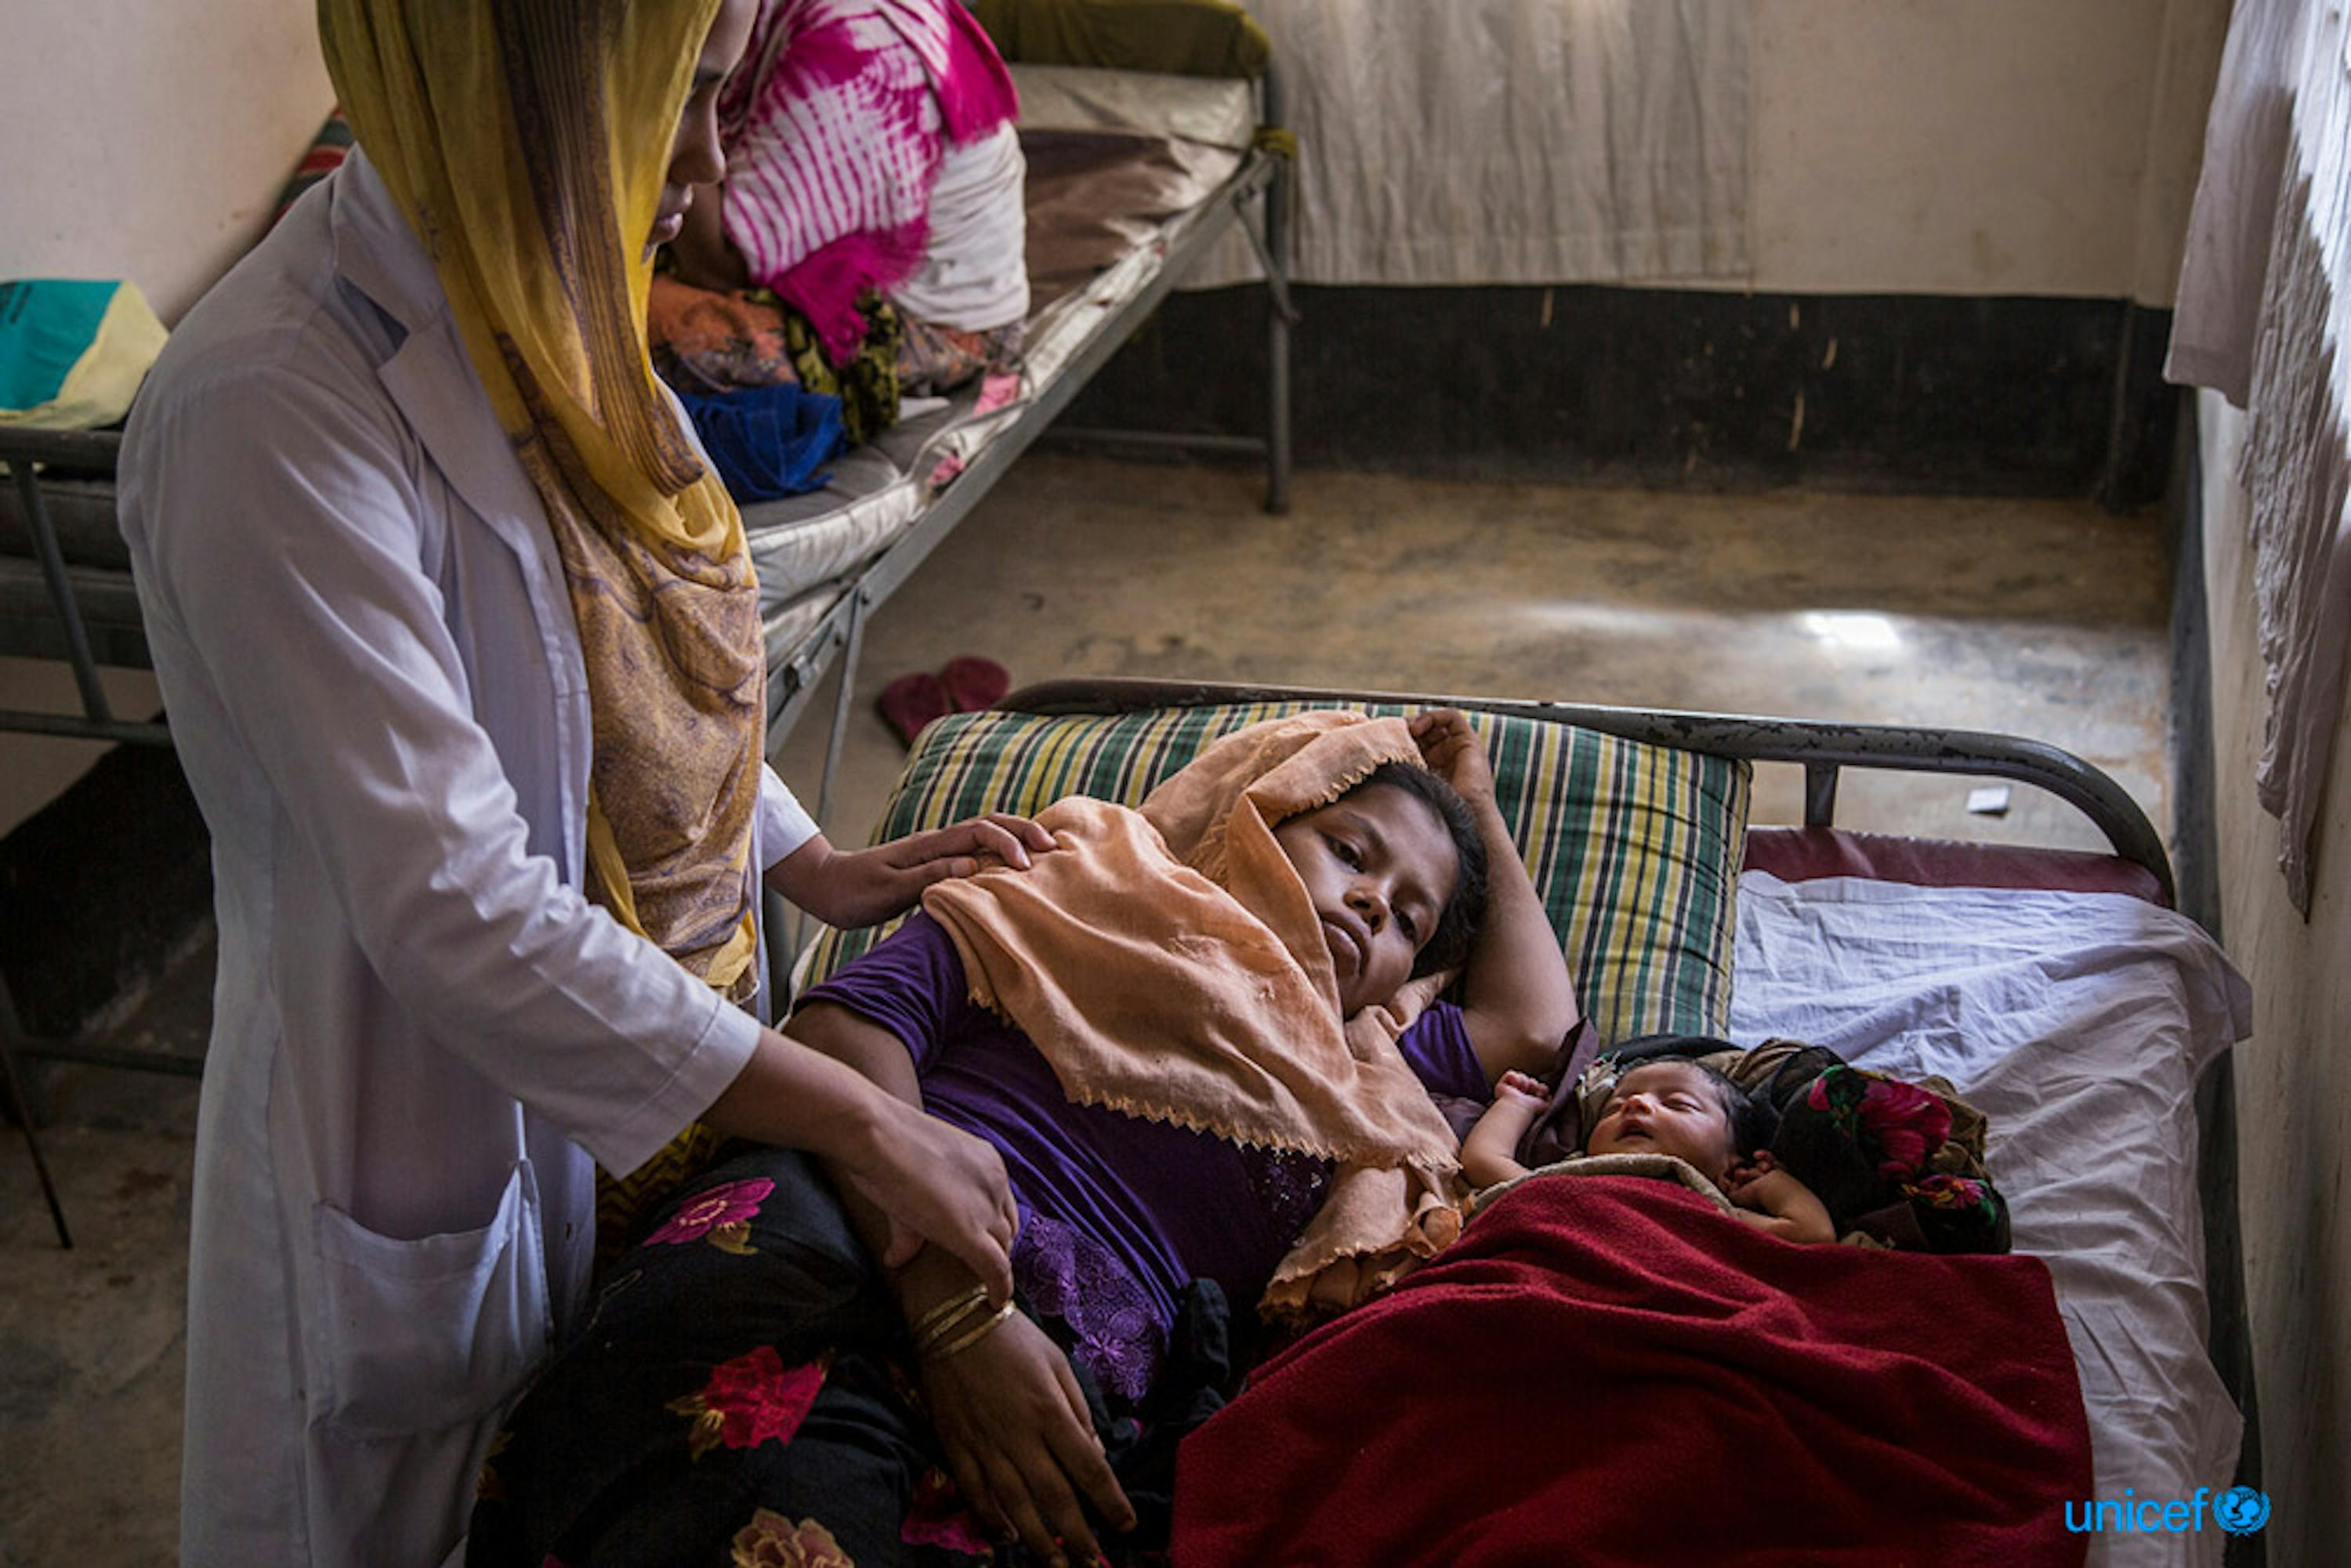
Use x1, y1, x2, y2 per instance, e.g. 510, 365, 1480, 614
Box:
876, 669, 955, 746
940, 655, 1010, 713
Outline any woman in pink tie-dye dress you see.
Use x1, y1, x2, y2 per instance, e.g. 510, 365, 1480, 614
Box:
671, 0, 1028, 397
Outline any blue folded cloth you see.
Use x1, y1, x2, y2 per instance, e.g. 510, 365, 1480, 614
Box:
673, 382, 848, 502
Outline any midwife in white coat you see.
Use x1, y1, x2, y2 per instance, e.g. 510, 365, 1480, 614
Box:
115, 0, 1039, 1561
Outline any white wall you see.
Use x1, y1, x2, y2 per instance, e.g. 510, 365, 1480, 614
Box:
2197, 390, 2351, 1565
1, 0, 331, 835
0, 0, 335, 323
0, 0, 2233, 345
1747, 0, 2229, 301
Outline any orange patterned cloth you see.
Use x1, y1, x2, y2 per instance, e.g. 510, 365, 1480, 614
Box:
647, 273, 801, 393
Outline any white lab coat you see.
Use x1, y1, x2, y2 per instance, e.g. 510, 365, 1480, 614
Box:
117, 150, 817, 1567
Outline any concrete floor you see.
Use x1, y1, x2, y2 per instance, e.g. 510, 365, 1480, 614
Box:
0, 454, 2173, 1566
773, 455, 2172, 856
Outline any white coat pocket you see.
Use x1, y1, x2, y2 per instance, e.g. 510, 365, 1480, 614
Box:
310, 1159, 552, 1439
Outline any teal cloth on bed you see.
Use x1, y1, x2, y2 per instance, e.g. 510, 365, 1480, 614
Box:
0, 279, 168, 429
0, 281, 117, 409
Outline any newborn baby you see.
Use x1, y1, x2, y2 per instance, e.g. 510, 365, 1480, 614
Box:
1461, 1057, 1834, 1243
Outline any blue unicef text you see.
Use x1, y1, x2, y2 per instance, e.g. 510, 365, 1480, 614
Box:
2065, 1487, 2270, 1536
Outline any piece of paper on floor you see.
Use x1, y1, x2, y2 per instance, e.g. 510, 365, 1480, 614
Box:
1965, 784, 2012, 817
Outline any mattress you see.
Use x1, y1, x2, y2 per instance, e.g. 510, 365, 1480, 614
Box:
747, 64, 1255, 686
1730, 870, 2251, 1568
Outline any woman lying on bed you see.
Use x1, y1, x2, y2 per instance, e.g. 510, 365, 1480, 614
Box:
469, 711, 1579, 1568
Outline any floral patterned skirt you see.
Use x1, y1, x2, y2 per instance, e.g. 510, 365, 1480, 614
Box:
469, 1148, 1226, 1568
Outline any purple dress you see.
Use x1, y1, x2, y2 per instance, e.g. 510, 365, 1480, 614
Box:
797, 911, 1490, 1399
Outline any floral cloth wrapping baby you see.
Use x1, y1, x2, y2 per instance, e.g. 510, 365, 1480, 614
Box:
1538, 1036, 2013, 1254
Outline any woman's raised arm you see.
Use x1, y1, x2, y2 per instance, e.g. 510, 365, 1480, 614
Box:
1409, 711, 1582, 1085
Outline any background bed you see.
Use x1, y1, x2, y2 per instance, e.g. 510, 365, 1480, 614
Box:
0, 21, 1300, 789
755, 54, 1298, 831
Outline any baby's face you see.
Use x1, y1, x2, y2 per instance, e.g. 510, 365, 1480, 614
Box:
1585, 1061, 1737, 1182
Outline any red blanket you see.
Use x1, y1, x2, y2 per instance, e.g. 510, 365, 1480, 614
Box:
1174, 1175, 2092, 1567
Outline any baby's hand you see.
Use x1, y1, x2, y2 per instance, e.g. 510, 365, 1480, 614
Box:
1722, 1150, 1836, 1243
1408, 709, 1497, 806
1494, 1070, 1552, 1110
1723, 1150, 1787, 1209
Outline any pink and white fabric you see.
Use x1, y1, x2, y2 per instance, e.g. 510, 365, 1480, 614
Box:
717, 0, 1019, 360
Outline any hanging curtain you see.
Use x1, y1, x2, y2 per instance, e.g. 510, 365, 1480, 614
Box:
1195, 0, 1748, 286
2169, 0, 2351, 913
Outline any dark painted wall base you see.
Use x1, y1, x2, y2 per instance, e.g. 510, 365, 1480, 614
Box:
1060, 284, 2179, 506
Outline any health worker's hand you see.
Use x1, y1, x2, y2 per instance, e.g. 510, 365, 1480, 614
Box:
771, 813, 1056, 929
828, 1099, 1021, 1308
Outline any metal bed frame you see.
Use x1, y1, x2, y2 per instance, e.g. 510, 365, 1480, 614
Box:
0, 425, 168, 1248
1001, 675, 2178, 905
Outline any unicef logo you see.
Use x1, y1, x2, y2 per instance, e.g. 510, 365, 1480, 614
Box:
2215, 1487, 2272, 1535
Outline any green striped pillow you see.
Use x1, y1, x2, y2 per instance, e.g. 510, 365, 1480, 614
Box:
803, 702, 1750, 1043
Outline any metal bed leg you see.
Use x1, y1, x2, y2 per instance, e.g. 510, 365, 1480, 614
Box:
1260, 68, 1294, 517
0, 974, 73, 1249
814, 587, 870, 836
1802, 762, 1840, 827
11, 458, 118, 726
791, 588, 871, 959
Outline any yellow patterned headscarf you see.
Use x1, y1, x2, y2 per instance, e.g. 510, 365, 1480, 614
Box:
320, 0, 766, 998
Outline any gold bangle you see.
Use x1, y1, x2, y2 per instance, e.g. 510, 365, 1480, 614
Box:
913, 1298, 991, 1354
922, 1299, 1018, 1363
908, 1284, 989, 1342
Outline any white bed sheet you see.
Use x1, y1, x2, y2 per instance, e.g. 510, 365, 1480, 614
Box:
1729, 871, 2252, 1568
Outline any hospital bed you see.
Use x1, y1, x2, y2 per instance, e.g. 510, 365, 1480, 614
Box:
743, 50, 1296, 833
797, 674, 2248, 1568
0, 31, 2250, 1550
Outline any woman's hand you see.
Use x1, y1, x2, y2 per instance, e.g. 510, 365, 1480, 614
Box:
769, 814, 1057, 929
1408, 708, 1497, 808
922, 1311, 1137, 1568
